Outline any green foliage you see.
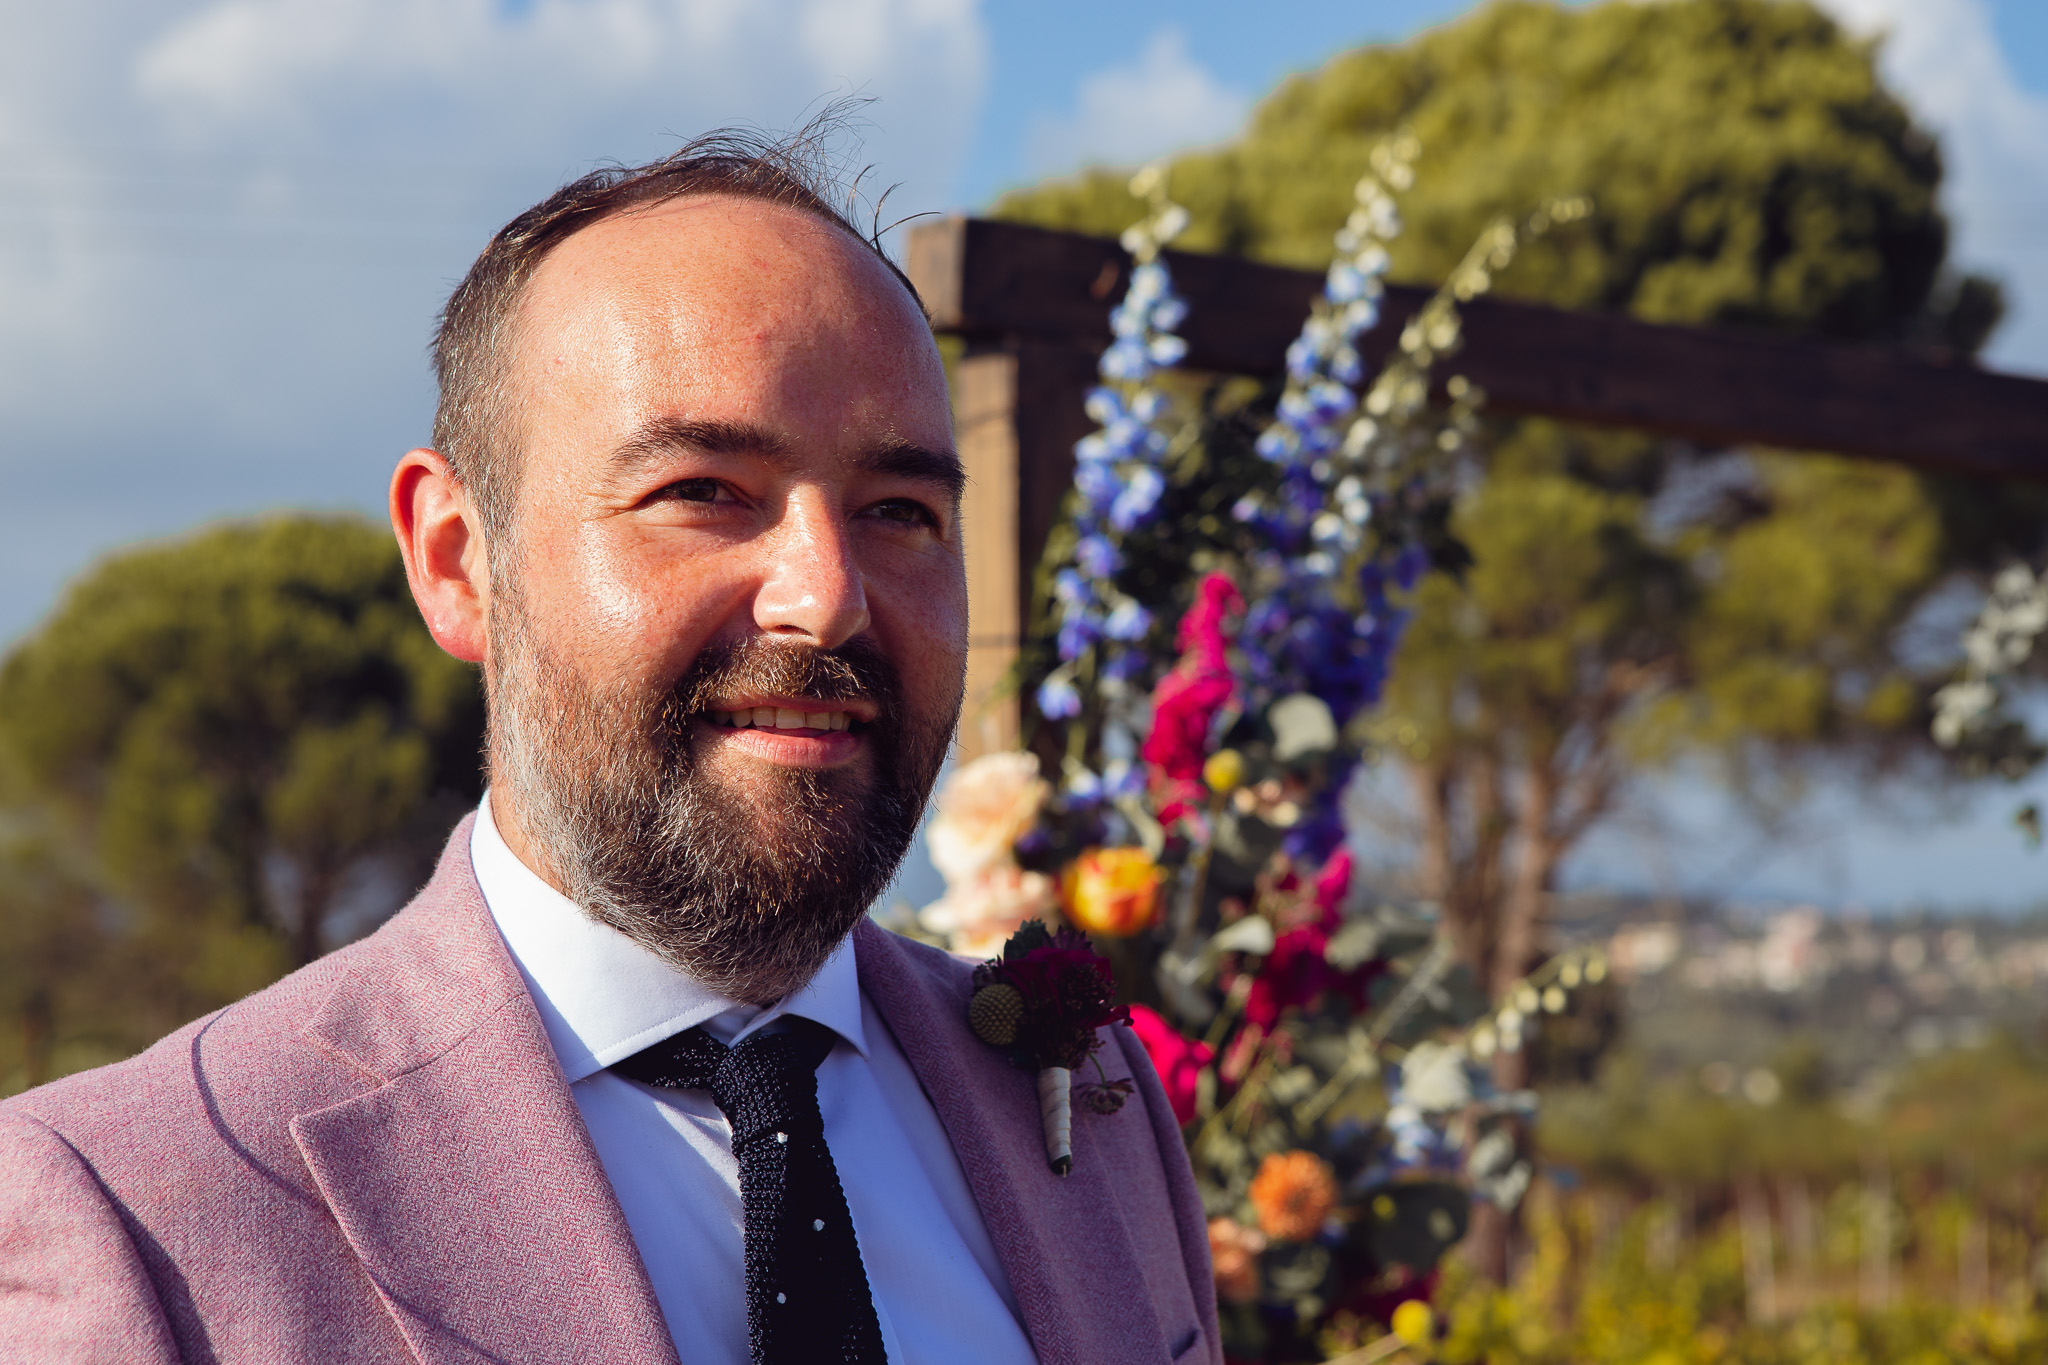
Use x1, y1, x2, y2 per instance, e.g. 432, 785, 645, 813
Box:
997, 0, 1987, 344
1434, 1192, 2048, 1365
0, 516, 482, 1081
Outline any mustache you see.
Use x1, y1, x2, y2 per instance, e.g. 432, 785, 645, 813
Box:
664, 634, 896, 728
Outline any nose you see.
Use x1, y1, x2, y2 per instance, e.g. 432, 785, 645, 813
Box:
752, 487, 871, 648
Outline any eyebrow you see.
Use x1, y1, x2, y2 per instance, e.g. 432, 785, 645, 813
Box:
611, 417, 965, 501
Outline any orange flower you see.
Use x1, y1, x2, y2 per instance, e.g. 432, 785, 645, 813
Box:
1248, 1150, 1338, 1242
1207, 1217, 1266, 1303
1059, 846, 1162, 937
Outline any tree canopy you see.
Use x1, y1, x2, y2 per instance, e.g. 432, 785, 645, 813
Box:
997, 0, 1993, 348
0, 515, 482, 1085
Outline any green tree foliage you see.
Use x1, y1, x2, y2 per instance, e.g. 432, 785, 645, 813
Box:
996, 0, 1983, 345
0, 821, 109, 1091
1473, 1037, 2048, 1363
0, 516, 482, 1081
993, 0, 2020, 1008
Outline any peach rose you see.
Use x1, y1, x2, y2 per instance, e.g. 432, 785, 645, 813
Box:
918, 865, 1058, 958
1207, 1217, 1267, 1303
927, 752, 1050, 885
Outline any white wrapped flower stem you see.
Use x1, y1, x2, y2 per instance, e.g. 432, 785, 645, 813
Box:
1038, 1066, 1073, 1175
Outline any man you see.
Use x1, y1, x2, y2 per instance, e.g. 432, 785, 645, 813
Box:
0, 133, 1218, 1365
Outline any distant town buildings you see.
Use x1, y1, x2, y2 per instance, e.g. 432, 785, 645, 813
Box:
1550, 893, 2048, 1084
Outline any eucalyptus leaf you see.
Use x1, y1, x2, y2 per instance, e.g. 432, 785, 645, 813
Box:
1209, 916, 1277, 956
1322, 918, 1382, 970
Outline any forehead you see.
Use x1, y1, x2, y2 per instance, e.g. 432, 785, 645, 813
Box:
510, 193, 930, 386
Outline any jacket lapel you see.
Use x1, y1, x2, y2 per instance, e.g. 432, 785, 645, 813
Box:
854, 920, 1172, 1365
290, 819, 678, 1365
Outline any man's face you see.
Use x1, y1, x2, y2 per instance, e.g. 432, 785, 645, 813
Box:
483, 195, 967, 1003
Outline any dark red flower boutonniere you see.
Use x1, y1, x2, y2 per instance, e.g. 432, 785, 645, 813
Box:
967, 920, 1135, 1175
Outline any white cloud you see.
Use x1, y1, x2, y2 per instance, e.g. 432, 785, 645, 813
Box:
1817, 0, 2048, 375
1025, 26, 1249, 178
0, 0, 986, 642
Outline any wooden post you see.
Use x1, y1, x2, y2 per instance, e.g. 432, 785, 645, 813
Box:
949, 340, 1098, 760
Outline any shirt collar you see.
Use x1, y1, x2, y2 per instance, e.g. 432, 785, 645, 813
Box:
469, 792, 867, 1084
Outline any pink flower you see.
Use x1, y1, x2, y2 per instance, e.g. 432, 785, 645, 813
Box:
1243, 848, 1381, 1028
1127, 1004, 1214, 1126
1142, 574, 1243, 816
1314, 847, 1352, 914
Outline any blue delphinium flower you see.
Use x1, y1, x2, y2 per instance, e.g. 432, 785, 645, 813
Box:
1231, 138, 1426, 862
1038, 164, 1192, 794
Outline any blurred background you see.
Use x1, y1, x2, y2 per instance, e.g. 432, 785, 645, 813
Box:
4, 0, 2048, 1358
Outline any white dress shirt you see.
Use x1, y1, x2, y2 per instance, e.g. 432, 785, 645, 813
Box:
470, 797, 1039, 1365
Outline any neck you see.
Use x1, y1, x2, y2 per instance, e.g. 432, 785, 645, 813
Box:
486, 785, 576, 901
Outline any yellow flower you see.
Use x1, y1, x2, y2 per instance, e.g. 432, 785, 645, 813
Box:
1391, 1300, 1434, 1345
1207, 1217, 1266, 1303
927, 752, 1050, 885
1248, 1149, 1337, 1242
1060, 846, 1162, 937
1202, 748, 1245, 794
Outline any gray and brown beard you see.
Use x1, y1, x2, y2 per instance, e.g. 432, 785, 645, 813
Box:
486, 608, 955, 1005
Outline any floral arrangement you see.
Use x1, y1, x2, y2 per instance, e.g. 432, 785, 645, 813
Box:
922, 145, 1605, 1361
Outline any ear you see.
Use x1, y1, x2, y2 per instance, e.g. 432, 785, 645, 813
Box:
391, 448, 491, 663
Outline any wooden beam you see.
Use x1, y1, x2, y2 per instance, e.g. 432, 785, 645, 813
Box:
907, 216, 2048, 483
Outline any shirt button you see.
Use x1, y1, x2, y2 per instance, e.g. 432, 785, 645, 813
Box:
777, 1292, 787, 1305
813, 1219, 825, 1231
775, 1132, 788, 1144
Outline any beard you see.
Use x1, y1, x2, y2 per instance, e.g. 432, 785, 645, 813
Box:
486, 605, 956, 1005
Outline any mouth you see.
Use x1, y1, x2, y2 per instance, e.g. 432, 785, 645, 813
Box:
695, 697, 875, 768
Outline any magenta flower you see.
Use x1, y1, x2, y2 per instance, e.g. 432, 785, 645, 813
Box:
1127, 1004, 1214, 1126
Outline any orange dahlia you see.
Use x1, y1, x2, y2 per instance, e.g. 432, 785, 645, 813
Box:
1248, 1150, 1338, 1242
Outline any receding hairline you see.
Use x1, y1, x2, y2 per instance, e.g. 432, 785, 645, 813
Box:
511, 189, 929, 336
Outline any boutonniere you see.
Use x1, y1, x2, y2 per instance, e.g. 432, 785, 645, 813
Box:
967, 920, 1136, 1175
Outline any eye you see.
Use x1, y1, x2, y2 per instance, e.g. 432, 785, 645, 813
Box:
865, 498, 941, 531
653, 477, 727, 504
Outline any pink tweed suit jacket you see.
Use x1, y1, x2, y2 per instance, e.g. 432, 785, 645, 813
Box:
0, 818, 1220, 1364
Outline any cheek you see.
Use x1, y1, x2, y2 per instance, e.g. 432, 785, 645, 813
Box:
869, 550, 968, 706
521, 526, 753, 687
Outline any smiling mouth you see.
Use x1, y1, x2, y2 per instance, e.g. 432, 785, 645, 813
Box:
706, 705, 860, 733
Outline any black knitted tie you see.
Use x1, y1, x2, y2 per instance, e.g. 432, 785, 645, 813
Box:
613, 1018, 887, 1365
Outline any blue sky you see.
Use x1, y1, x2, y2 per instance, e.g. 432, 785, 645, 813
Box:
2, 0, 2045, 913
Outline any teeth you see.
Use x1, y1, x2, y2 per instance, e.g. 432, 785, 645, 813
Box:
713, 707, 856, 731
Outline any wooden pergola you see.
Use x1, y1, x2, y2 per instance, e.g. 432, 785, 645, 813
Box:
904, 216, 2048, 759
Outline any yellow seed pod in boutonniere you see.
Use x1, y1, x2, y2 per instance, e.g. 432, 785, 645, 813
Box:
1060, 846, 1163, 937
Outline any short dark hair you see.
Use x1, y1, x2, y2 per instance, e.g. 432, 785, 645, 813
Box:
431, 121, 924, 541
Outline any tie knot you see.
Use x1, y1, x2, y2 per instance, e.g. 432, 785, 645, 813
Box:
615, 1016, 838, 1146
